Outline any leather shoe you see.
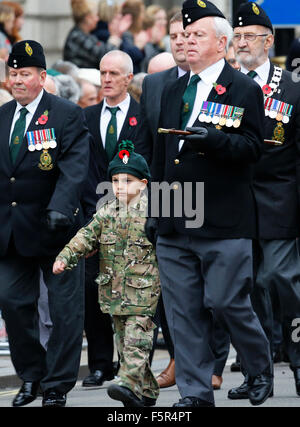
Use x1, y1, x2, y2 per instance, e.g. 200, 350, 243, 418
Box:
143, 396, 156, 406
12, 381, 39, 407
107, 384, 143, 407
212, 375, 223, 390
82, 370, 114, 387
156, 358, 176, 388
42, 390, 67, 407
293, 368, 300, 396
173, 397, 214, 407
228, 377, 249, 400
248, 374, 273, 406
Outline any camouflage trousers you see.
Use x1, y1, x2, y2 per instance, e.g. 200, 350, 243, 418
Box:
113, 314, 160, 400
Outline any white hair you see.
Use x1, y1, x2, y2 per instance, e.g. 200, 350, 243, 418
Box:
213, 17, 233, 51
100, 50, 133, 75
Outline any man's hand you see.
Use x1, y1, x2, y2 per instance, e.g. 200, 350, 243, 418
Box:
145, 218, 158, 246
47, 210, 71, 231
182, 126, 209, 152
53, 260, 66, 275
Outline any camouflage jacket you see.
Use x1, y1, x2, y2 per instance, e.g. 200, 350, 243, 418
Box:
57, 193, 160, 316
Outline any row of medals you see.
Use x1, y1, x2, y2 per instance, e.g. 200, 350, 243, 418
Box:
28, 139, 57, 152
264, 66, 290, 123
197, 67, 289, 129
198, 112, 241, 128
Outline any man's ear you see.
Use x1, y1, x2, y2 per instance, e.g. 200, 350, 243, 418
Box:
265, 34, 274, 50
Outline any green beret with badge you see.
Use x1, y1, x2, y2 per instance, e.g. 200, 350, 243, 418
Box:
107, 141, 151, 181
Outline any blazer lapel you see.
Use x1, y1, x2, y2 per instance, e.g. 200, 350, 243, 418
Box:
89, 102, 109, 166
180, 62, 233, 156
13, 91, 52, 171
0, 101, 17, 174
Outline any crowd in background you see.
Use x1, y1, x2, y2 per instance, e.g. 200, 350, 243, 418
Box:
0, 0, 300, 362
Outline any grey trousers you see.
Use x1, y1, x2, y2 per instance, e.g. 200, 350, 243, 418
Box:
156, 234, 271, 404
254, 239, 300, 369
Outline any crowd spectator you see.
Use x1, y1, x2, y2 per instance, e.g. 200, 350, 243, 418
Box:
55, 73, 81, 103
64, 0, 123, 69
127, 71, 146, 102
77, 78, 98, 108
147, 52, 176, 74
1, 1, 24, 44
0, 3, 15, 60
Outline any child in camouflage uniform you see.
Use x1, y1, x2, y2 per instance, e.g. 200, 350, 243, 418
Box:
53, 141, 160, 407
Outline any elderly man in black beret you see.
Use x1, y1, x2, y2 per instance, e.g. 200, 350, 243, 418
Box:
0, 40, 90, 407
228, 1, 300, 400
146, 0, 273, 407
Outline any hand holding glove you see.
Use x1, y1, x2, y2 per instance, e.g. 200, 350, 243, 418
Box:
182, 126, 208, 152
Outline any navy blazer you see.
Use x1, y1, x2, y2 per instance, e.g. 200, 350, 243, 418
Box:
151, 61, 265, 239
253, 62, 300, 239
0, 90, 90, 257
83, 95, 140, 203
135, 66, 179, 165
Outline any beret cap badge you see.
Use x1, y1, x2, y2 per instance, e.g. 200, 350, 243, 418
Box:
25, 42, 33, 56
252, 3, 260, 15
197, 0, 206, 7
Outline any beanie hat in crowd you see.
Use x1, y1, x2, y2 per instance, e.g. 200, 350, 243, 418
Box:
107, 141, 151, 182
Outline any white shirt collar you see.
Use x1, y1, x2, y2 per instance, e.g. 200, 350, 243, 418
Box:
189, 58, 225, 86
178, 66, 187, 78
240, 60, 270, 85
15, 89, 44, 116
103, 93, 130, 114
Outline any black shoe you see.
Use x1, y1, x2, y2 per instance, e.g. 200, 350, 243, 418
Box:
82, 370, 114, 387
173, 397, 215, 407
248, 374, 273, 406
107, 384, 143, 407
12, 381, 39, 407
228, 377, 249, 400
293, 368, 300, 397
42, 390, 67, 407
143, 396, 156, 406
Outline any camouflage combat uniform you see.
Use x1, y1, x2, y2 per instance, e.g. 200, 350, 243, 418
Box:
56, 193, 160, 400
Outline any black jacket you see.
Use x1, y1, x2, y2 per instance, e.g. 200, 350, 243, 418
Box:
0, 91, 90, 257
253, 63, 300, 239
151, 61, 264, 239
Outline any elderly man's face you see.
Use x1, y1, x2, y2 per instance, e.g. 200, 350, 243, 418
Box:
8, 67, 46, 106
100, 55, 133, 106
184, 17, 226, 73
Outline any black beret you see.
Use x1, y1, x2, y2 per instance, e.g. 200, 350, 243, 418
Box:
7, 40, 47, 70
182, 0, 226, 29
233, 2, 273, 34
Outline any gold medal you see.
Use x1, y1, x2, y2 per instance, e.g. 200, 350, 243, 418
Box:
38, 150, 53, 171
276, 113, 283, 121
272, 122, 285, 143
219, 117, 226, 126
233, 119, 241, 128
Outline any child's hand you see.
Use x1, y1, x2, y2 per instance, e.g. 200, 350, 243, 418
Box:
53, 260, 66, 274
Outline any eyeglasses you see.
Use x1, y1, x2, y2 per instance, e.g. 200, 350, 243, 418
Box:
233, 33, 269, 42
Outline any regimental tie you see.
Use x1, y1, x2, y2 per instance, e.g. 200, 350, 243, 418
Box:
247, 70, 258, 79
181, 74, 201, 130
105, 106, 119, 162
10, 107, 28, 164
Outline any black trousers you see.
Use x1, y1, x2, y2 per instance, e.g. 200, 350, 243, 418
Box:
84, 255, 114, 374
0, 246, 84, 394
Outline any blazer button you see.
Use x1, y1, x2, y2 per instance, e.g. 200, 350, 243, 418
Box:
174, 159, 180, 165
173, 184, 179, 190
11, 202, 17, 207
10, 177, 16, 183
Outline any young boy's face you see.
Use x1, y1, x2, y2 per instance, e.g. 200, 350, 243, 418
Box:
112, 173, 147, 205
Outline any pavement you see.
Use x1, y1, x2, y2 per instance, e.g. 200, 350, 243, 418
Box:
0, 339, 300, 407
